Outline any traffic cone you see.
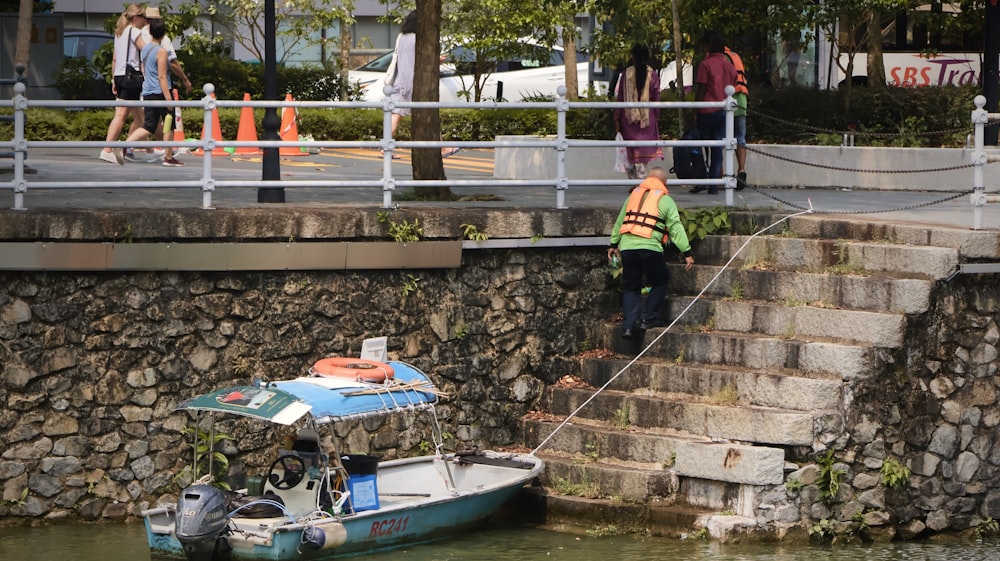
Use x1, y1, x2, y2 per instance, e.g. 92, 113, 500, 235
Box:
279, 93, 306, 157
233, 93, 263, 156
194, 92, 227, 156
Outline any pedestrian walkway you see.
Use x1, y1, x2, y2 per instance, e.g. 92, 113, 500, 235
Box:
1, 147, 997, 230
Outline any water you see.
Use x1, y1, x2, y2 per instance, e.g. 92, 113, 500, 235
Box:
0, 523, 995, 561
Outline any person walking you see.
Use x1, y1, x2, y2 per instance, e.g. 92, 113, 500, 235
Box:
382, 10, 458, 159
614, 44, 662, 180
121, 17, 179, 166
724, 43, 749, 190
142, 5, 192, 167
99, 4, 146, 165
607, 167, 695, 339
692, 33, 737, 194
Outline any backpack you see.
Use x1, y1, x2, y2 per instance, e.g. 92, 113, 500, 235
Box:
670, 127, 708, 180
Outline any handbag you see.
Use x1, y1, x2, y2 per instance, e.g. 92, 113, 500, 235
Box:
613, 132, 628, 173
123, 29, 143, 89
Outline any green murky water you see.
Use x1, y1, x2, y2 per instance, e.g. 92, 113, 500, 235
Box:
0, 523, 996, 561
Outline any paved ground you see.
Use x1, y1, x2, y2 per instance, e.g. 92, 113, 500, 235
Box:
2, 146, 998, 231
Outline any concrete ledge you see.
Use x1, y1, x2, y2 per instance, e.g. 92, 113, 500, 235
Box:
494, 135, 1000, 191
674, 441, 785, 485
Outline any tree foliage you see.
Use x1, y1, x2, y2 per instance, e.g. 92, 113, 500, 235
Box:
177, 0, 353, 66
442, 0, 556, 101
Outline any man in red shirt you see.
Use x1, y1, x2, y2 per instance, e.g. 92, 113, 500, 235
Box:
693, 33, 737, 194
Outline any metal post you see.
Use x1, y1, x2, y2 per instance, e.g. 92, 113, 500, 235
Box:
201, 85, 216, 209
555, 86, 568, 210
258, 0, 285, 202
723, 85, 736, 207
970, 95, 989, 230
381, 85, 395, 209
11, 75, 26, 211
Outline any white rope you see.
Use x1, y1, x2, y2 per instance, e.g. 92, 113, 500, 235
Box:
530, 203, 815, 456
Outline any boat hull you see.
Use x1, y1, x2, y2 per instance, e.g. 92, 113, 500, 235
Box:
145, 453, 542, 561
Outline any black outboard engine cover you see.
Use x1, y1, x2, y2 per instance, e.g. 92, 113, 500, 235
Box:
175, 484, 229, 561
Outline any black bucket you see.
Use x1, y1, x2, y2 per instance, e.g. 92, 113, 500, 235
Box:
340, 454, 379, 475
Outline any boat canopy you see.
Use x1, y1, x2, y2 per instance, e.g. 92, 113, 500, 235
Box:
177, 361, 439, 425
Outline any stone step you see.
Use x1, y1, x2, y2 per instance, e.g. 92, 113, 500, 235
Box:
517, 487, 719, 539
534, 451, 679, 502
692, 235, 959, 280
543, 387, 821, 446
734, 213, 1000, 260
699, 299, 905, 348
599, 328, 886, 381
524, 419, 786, 485
578, 358, 843, 411
665, 264, 933, 314
658, 296, 906, 348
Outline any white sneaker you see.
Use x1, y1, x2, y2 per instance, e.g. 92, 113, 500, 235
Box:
99, 150, 118, 164
146, 149, 165, 162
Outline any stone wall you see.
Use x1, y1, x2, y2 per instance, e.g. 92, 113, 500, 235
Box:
0, 248, 616, 524
758, 273, 1000, 540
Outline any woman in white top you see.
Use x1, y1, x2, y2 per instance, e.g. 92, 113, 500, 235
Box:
99, 4, 146, 165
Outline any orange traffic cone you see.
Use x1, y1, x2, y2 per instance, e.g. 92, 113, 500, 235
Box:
233, 93, 262, 156
194, 93, 227, 156
279, 93, 306, 157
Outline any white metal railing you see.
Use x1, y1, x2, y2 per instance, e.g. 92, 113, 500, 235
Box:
970, 95, 1000, 230
1, 81, 738, 211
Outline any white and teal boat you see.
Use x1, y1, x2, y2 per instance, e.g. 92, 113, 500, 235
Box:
143, 359, 544, 561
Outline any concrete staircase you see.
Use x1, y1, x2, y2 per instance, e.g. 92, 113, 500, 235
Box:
520, 214, 962, 539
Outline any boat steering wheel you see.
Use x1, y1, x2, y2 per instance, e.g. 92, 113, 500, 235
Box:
267, 455, 306, 490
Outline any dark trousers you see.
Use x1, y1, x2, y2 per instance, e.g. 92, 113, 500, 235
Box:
697, 110, 726, 182
621, 248, 670, 330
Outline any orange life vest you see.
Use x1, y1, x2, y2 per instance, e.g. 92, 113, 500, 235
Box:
724, 47, 749, 96
619, 177, 670, 242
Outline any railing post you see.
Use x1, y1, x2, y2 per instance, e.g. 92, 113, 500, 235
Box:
723, 84, 736, 207
555, 86, 569, 210
381, 85, 395, 209
971, 95, 989, 230
200, 84, 216, 209
11, 71, 27, 211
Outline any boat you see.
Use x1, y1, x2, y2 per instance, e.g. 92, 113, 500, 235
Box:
143, 359, 544, 561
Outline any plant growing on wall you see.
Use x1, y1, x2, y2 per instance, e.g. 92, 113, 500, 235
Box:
879, 457, 910, 490
816, 449, 845, 506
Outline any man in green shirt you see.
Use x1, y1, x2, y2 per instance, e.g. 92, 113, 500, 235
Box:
607, 167, 695, 339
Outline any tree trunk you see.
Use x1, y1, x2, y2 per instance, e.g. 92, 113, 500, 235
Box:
866, 11, 886, 89
563, 16, 578, 101
411, 0, 451, 196
339, 18, 352, 101
14, 0, 32, 74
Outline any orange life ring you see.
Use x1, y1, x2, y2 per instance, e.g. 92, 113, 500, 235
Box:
311, 358, 394, 383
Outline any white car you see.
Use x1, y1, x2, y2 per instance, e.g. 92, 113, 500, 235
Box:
348, 42, 590, 103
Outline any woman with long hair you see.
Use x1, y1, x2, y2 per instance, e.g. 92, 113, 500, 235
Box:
99, 4, 146, 165
614, 44, 662, 180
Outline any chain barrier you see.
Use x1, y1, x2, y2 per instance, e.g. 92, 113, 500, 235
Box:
743, 145, 982, 175
749, 107, 999, 140
738, 182, 972, 215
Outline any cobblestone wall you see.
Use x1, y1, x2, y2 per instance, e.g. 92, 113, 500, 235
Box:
0, 248, 616, 524
766, 274, 1000, 540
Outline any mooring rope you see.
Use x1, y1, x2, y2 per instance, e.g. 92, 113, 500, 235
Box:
530, 204, 816, 457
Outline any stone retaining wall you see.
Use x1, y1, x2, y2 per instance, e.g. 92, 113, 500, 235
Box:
0, 248, 615, 523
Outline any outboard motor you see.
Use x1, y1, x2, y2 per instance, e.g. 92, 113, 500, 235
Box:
175, 484, 230, 561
